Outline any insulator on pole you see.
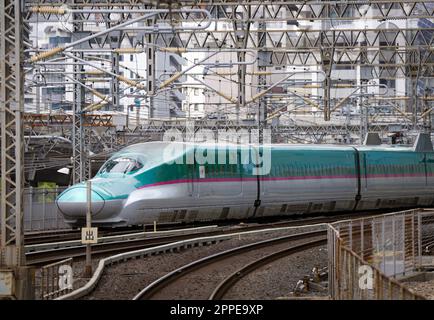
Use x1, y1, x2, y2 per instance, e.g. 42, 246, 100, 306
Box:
30, 46, 65, 63
215, 91, 238, 104
159, 72, 183, 89
113, 48, 143, 54
117, 75, 145, 90
84, 71, 105, 76
30, 6, 66, 15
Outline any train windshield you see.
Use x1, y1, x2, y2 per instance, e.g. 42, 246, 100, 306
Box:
99, 157, 143, 175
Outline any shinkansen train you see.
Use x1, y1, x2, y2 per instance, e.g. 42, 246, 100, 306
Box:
56, 134, 434, 227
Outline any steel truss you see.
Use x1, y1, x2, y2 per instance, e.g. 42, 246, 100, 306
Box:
71, 0, 89, 184
18, 1, 434, 176
0, 0, 27, 268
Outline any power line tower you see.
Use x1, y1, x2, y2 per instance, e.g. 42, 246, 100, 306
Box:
0, 0, 34, 299
71, 0, 89, 184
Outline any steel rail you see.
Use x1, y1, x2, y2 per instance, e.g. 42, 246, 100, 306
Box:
209, 238, 327, 300
25, 225, 218, 265
133, 230, 326, 300
23, 225, 205, 245
56, 209, 408, 300
24, 210, 393, 265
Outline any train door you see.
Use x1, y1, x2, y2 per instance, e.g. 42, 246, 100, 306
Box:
196, 145, 242, 198
187, 162, 195, 197
186, 147, 195, 197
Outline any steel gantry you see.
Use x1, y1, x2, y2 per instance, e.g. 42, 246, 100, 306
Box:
8, 3, 434, 166
0, 0, 25, 266
24, 1, 434, 121
20, 0, 433, 169
71, 0, 88, 184
0, 0, 34, 299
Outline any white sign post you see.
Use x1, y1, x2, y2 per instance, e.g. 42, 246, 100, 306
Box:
83, 180, 95, 277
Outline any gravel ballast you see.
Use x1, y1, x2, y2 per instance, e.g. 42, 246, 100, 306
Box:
222, 245, 328, 299
82, 225, 326, 300
403, 279, 434, 299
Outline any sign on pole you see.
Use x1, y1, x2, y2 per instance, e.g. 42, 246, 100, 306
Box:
0, 270, 14, 297
81, 227, 98, 244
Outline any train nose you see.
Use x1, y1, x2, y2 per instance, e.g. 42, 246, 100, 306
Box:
56, 186, 105, 218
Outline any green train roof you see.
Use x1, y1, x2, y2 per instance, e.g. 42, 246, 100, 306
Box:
118, 141, 422, 154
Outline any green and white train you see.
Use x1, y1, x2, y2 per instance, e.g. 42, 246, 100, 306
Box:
56, 135, 434, 227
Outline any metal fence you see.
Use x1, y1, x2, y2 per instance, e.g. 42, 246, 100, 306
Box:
328, 208, 434, 300
37, 258, 74, 300
24, 187, 71, 231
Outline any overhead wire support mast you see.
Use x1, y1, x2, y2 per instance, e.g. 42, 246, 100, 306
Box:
0, 0, 34, 299
146, 16, 156, 119
71, 0, 87, 184
257, 5, 267, 141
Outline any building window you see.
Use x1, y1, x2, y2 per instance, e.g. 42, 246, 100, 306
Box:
130, 71, 134, 78
380, 78, 396, 89
119, 55, 124, 62
130, 88, 134, 93
43, 87, 65, 95
95, 88, 110, 95
130, 55, 134, 62
194, 104, 199, 111
194, 88, 200, 96
49, 36, 71, 46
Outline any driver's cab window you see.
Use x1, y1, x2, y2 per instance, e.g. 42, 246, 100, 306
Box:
99, 157, 143, 175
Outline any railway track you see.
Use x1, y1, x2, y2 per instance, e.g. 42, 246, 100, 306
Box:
24, 223, 211, 245
23, 208, 398, 245
24, 226, 146, 245
25, 230, 80, 245
22, 218, 320, 245
25, 210, 392, 266
26, 232, 213, 265
133, 230, 327, 300
209, 238, 327, 300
